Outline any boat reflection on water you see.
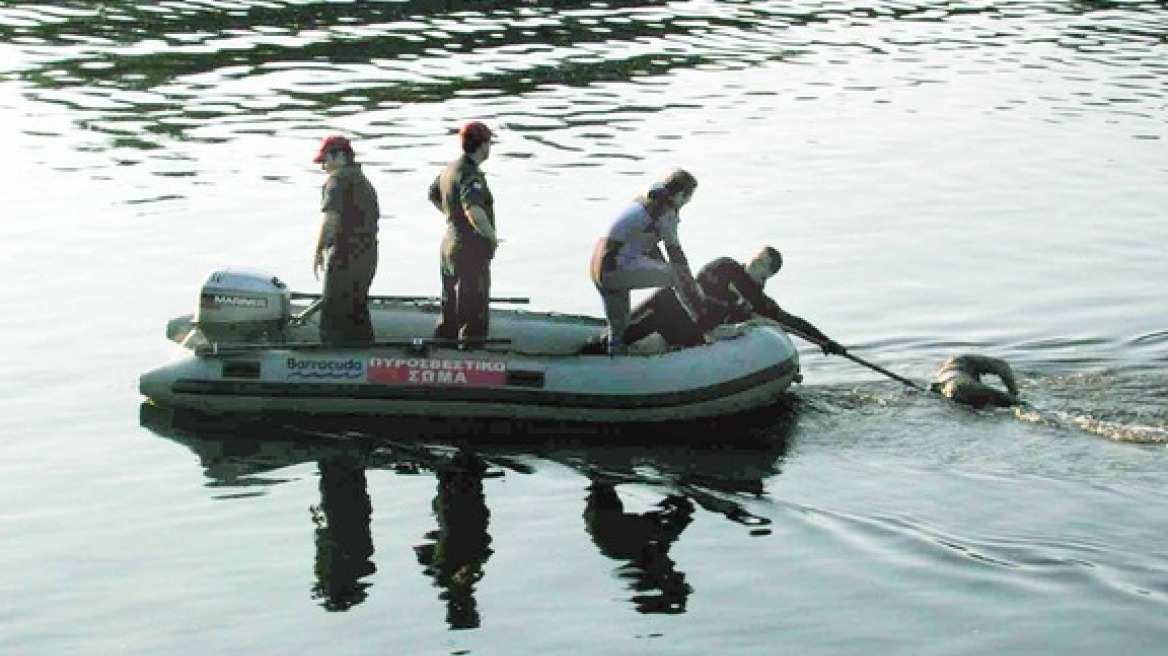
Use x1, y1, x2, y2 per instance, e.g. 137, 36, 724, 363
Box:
312, 453, 376, 611
138, 400, 796, 621
584, 481, 694, 614
139, 403, 391, 612
414, 449, 495, 629
551, 427, 791, 614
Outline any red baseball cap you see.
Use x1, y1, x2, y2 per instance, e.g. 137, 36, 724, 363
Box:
459, 121, 494, 148
312, 134, 352, 163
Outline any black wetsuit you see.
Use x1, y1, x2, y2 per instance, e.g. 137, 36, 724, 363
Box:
623, 257, 831, 347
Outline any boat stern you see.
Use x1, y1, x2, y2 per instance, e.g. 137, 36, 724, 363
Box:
139, 354, 212, 410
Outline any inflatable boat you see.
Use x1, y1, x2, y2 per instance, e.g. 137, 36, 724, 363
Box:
138, 268, 801, 423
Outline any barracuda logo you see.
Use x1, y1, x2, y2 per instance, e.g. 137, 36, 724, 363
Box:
284, 357, 364, 379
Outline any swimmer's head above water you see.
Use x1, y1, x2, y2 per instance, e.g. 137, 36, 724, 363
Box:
931, 354, 1021, 409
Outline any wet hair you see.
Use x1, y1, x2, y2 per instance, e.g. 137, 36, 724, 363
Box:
748, 246, 783, 278
759, 246, 782, 273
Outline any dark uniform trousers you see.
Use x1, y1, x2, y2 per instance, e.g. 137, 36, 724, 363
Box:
622, 258, 764, 348
435, 233, 493, 348
623, 288, 707, 347
320, 238, 378, 346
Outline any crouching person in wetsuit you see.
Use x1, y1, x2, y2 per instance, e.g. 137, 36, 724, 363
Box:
617, 246, 846, 355
312, 135, 380, 346
931, 354, 1020, 408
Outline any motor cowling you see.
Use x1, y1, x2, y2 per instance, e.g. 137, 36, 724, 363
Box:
195, 268, 291, 343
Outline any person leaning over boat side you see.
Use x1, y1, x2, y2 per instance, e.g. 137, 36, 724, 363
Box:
619, 246, 847, 355
429, 121, 497, 350
312, 134, 380, 346
930, 354, 1020, 408
589, 168, 704, 355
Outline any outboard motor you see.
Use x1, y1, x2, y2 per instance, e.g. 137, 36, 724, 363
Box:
194, 268, 291, 344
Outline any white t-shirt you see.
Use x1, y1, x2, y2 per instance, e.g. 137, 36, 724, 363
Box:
604, 201, 681, 269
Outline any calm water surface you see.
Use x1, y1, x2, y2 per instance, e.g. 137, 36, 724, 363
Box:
2, 1, 1166, 654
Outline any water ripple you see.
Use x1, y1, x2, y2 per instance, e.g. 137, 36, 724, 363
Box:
3, 0, 1164, 153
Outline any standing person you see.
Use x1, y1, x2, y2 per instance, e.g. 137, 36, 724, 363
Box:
312, 134, 380, 346
620, 246, 846, 355
429, 121, 497, 350
590, 168, 703, 355
930, 354, 1020, 408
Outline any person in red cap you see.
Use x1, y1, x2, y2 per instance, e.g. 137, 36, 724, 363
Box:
427, 121, 497, 349
589, 168, 703, 355
311, 134, 381, 346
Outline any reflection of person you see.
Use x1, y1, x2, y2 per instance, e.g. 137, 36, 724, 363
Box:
429, 121, 497, 350
621, 246, 846, 353
311, 455, 376, 612
590, 169, 703, 355
931, 354, 1020, 408
415, 450, 493, 629
312, 134, 381, 346
583, 481, 693, 614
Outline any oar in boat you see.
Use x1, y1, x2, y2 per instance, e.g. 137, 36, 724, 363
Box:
196, 336, 512, 357
776, 322, 925, 391
290, 291, 530, 304
289, 292, 530, 325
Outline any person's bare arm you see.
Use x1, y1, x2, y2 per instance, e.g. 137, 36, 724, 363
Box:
661, 210, 699, 310
664, 243, 703, 314
963, 354, 1019, 395
428, 176, 443, 211
313, 211, 339, 279
464, 204, 497, 244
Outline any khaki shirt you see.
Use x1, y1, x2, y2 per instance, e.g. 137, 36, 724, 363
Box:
429, 155, 495, 259
321, 163, 379, 246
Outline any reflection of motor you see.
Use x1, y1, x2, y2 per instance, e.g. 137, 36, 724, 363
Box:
415, 451, 494, 630
312, 456, 376, 612
584, 482, 694, 614
192, 268, 292, 344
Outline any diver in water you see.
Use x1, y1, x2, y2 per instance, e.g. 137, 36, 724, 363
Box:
931, 354, 1020, 408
